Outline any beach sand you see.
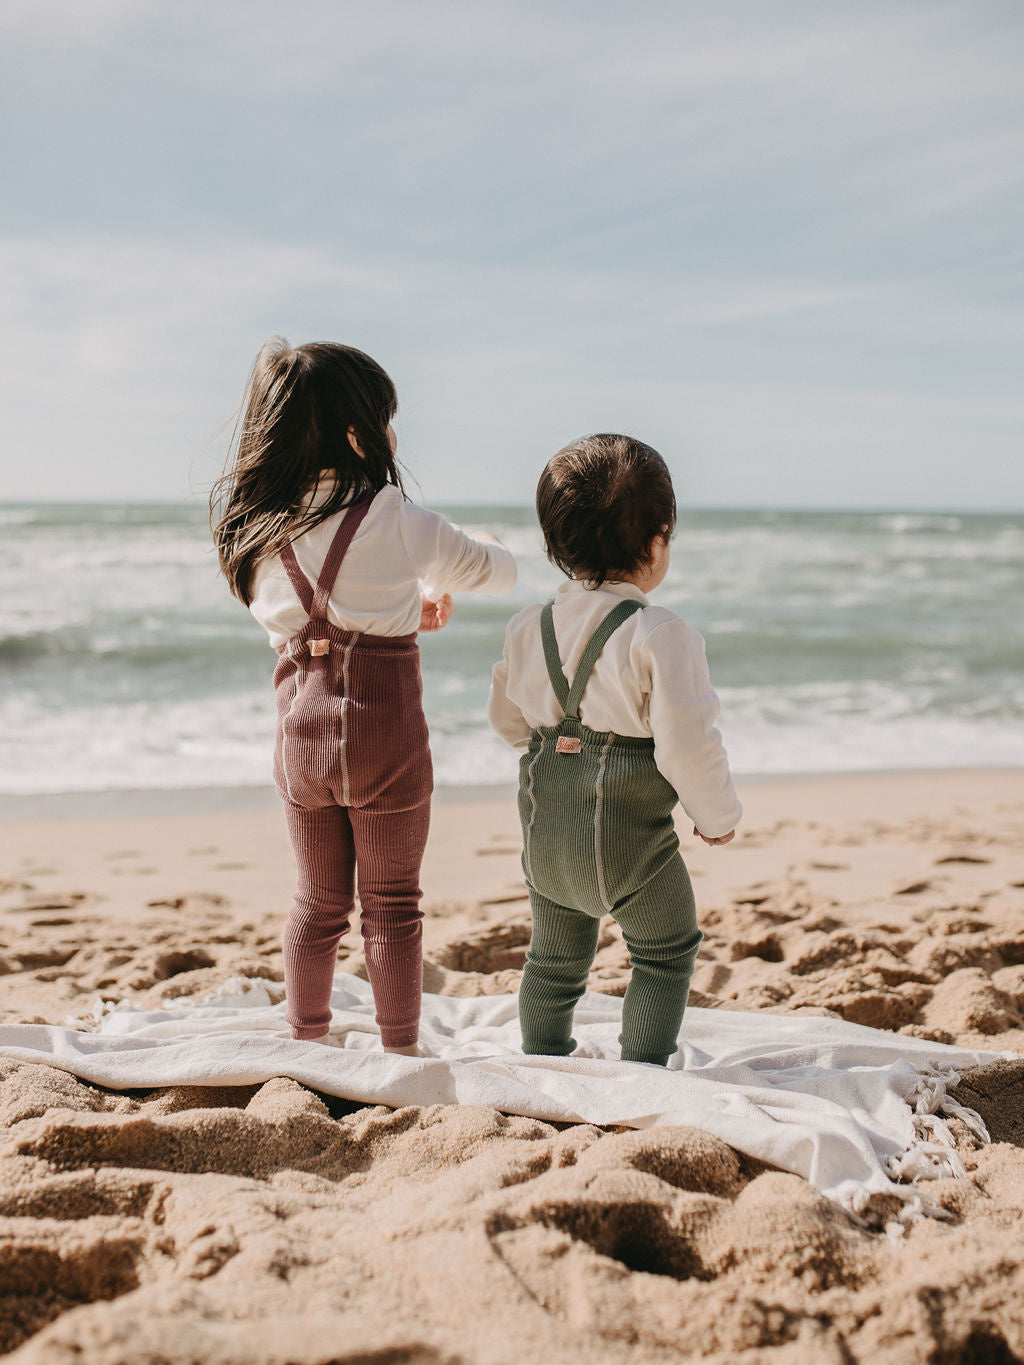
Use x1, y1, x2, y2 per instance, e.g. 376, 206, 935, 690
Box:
1, 771, 1023, 1362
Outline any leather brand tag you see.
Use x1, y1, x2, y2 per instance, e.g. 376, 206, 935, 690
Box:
309, 639, 330, 656
555, 736, 581, 754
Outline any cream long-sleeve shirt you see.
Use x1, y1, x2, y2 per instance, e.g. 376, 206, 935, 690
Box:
250, 481, 517, 649
487, 580, 742, 839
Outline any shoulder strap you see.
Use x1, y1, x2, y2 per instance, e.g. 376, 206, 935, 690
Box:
280, 542, 314, 614
565, 599, 643, 718
279, 491, 375, 621
541, 598, 644, 720
310, 491, 374, 620
540, 603, 570, 711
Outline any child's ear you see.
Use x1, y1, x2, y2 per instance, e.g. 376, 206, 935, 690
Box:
347, 426, 367, 460
647, 529, 671, 568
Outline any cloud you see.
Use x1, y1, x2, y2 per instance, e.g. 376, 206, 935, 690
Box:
1, 226, 1021, 508
0, 3, 1021, 506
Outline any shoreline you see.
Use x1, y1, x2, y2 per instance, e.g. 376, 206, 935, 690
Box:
1, 765, 1022, 821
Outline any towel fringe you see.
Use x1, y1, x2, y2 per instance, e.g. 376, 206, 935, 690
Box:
875, 1062, 991, 1227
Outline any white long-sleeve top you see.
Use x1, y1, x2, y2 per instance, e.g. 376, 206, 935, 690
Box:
250, 481, 517, 649
487, 580, 742, 839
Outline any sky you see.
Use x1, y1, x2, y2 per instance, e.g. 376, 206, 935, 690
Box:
1, 0, 1022, 510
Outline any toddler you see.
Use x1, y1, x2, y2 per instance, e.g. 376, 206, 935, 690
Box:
488, 434, 740, 1066
212, 338, 516, 1052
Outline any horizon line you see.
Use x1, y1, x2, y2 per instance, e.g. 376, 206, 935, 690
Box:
2, 497, 1022, 517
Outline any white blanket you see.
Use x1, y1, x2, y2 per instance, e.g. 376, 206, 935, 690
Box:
0, 975, 1003, 1220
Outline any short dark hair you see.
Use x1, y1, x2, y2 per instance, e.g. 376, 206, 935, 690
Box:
536, 434, 677, 586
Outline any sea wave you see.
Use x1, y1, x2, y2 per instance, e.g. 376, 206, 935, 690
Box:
2, 500, 1022, 794
2, 702, 1022, 795
0, 628, 267, 669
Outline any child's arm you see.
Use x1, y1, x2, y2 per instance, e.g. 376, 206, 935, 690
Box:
487, 639, 532, 749
644, 619, 742, 841
398, 503, 517, 600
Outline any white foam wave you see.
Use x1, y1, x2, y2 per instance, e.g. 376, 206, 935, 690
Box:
0, 690, 277, 794
725, 715, 1024, 776
3, 503, 1023, 795
2, 692, 1022, 796
876, 514, 963, 534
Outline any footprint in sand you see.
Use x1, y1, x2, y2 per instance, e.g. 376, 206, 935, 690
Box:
6, 946, 81, 973
9, 892, 90, 914
729, 934, 784, 963
802, 915, 842, 933
435, 922, 532, 973
694, 962, 734, 995
146, 893, 228, 910
935, 854, 992, 865
128, 947, 218, 988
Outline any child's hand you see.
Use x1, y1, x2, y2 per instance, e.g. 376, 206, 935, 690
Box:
694, 826, 735, 846
419, 593, 453, 632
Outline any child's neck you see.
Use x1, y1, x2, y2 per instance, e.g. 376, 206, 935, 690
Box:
604, 538, 669, 595
601, 565, 658, 594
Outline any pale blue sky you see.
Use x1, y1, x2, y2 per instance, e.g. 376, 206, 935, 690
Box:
1, 1, 1022, 508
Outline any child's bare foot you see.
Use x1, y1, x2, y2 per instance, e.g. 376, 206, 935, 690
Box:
384, 1042, 422, 1057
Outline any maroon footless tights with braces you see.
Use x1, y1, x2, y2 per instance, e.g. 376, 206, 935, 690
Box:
271, 493, 433, 1046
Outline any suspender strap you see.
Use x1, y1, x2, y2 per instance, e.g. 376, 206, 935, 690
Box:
279, 491, 375, 620
540, 603, 570, 712
565, 599, 643, 718
279, 542, 314, 614
540, 598, 644, 720
310, 492, 373, 620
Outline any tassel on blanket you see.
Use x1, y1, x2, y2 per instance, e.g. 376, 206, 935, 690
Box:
878, 1064, 992, 1233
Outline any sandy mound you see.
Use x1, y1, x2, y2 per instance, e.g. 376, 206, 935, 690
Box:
1, 1061, 1022, 1364
1, 773, 1023, 1361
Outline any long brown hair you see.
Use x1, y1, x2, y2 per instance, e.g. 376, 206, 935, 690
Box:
210, 337, 404, 604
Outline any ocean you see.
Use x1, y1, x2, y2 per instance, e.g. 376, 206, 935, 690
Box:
1, 502, 1022, 797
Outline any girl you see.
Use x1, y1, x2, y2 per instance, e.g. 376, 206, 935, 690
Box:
212, 338, 516, 1053
488, 434, 740, 1066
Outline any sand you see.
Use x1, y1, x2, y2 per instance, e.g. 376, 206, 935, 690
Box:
1, 770, 1023, 1363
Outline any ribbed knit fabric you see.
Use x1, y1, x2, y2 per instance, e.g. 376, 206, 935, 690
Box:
282, 798, 429, 1045
520, 858, 700, 1065
517, 599, 702, 1066
272, 494, 433, 1046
